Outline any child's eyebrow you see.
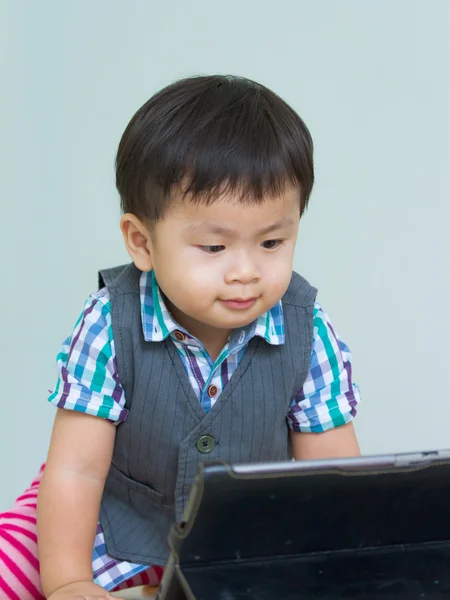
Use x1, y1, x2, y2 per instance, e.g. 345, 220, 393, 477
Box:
186, 218, 295, 239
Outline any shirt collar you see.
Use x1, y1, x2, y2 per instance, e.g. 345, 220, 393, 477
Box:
140, 270, 285, 347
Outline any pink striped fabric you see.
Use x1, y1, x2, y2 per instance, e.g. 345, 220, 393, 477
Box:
0, 465, 161, 599
0, 467, 44, 600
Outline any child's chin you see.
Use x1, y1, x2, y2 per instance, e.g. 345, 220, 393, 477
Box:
220, 313, 258, 329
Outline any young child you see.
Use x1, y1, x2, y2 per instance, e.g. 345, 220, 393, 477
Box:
0, 75, 361, 600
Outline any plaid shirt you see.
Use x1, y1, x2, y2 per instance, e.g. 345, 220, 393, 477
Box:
48, 270, 360, 589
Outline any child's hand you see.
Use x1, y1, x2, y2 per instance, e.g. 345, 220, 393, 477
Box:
46, 580, 124, 600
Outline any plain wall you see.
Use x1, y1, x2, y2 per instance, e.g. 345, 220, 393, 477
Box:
1, 0, 449, 509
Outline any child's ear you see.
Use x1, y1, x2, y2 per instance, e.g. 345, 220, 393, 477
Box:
120, 214, 153, 272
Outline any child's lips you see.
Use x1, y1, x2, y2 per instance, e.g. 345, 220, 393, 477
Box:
220, 297, 258, 310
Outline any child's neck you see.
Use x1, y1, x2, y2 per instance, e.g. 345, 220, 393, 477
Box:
201, 334, 230, 362
166, 301, 230, 362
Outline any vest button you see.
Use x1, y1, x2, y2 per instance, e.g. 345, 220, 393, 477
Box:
196, 435, 216, 454
174, 330, 185, 342
207, 384, 218, 398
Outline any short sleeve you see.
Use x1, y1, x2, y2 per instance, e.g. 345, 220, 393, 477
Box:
48, 288, 128, 423
287, 303, 361, 433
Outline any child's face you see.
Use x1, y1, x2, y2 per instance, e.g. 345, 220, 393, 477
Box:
125, 186, 301, 340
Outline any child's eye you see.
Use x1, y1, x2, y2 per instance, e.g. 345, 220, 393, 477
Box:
262, 240, 282, 250
201, 245, 226, 254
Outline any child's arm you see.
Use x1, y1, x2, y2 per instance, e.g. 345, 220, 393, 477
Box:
290, 422, 360, 461
37, 408, 117, 598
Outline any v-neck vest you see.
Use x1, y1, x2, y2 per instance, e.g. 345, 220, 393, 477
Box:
99, 263, 317, 565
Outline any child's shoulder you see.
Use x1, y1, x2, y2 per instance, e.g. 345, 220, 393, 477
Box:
67, 287, 113, 346
83, 285, 112, 314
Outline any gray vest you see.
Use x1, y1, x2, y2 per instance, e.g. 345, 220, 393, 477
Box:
99, 263, 317, 565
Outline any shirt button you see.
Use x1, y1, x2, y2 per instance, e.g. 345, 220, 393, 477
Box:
207, 384, 218, 398
196, 435, 216, 454
174, 330, 185, 342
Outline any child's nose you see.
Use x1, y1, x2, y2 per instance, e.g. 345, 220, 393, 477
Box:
225, 254, 260, 284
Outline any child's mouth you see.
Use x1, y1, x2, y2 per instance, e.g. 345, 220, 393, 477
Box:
220, 298, 258, 310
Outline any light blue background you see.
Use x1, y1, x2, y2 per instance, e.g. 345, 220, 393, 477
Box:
1, 0, 449, 509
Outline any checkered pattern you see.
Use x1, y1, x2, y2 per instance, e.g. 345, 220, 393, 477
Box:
92, 524, 153, 590
287, 309, 359, 432
49, 287, 127, 423
47, 269, 360, 588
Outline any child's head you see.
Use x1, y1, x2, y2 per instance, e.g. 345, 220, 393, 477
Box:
117, 75, 314, 339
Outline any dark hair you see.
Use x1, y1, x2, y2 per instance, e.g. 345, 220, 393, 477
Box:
116, 75, 314, 222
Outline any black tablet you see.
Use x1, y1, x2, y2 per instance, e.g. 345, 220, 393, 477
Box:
158, 450, 450, 599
